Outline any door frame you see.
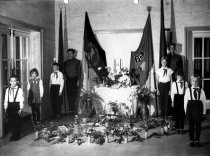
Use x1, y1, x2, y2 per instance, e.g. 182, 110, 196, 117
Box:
185, 26, 210, 109
0, 15, 43, 138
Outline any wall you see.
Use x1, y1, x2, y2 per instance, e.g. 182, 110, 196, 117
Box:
0, 0, 56, 119
55, 0, 210, 69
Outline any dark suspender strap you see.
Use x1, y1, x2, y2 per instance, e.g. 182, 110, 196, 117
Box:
184, 81, 185, 94
14, 87, 19, 102
189, 87, 193, 100
175, 82, 179, 95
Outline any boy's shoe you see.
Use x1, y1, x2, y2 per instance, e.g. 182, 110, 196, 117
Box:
189, 141, 194, 147
180, 129, 185, 134
176, 129, 180, 134
194, 141, 201, 147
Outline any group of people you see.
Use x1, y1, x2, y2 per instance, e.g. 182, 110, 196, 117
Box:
3, 43, 207, 147
4, 48, 82, 141
156, 43, 207, 147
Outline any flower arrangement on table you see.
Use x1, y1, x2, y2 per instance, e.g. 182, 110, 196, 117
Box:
136, 86, 155, 120
97, 67, 130, 88
107, 100, 120, 115
79, 88, 104, 118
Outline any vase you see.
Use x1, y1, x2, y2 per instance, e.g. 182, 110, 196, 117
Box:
141, 103, 149, 120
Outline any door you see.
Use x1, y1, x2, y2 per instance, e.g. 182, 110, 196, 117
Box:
0, 26, 29, 137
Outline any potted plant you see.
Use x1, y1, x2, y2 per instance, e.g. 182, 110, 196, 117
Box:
136, 86, 155, 120
79, 89, 104, 121
108, 101, 119, 115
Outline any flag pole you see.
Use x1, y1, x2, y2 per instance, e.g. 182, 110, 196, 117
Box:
146, 6, 159, 117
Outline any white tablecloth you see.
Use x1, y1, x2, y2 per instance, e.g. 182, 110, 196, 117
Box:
94, 86, 137, 115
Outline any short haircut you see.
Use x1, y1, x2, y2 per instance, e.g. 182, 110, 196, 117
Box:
67, 48, 76, 54
30, 68, 39, 76
10, 74, 19, 81
191, 74, 201, 82
161, 56, 168, 62
176, 70, 184, 78
169, 42, 176, 47
52, 62, 60, 67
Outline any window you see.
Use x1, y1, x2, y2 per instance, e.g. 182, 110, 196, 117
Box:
193, 31, 210, 100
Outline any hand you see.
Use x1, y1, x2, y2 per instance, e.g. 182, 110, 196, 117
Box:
59, 91, 62, 96
168, 91, 171, 95
171, 102, 174, 107
4, 109, 8, 116
157, 90, 160, 96
18, 109, 22, 116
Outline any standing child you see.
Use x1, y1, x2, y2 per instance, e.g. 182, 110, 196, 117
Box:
4, 75, 24, 141
156, 56, 173, 122
184, 74, 206, 147
27, 68, 44, 124
49, 62, 64, 119
171, 72, 188, 134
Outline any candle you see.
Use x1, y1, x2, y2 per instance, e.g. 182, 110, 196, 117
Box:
144, 130, 148, 139
124, 136, 128, 143
35, 130, 39, 140
87, 135, 91, 143
105, 135, 109, 143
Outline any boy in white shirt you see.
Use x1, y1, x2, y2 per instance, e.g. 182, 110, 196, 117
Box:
171, 72, 188, 134
156, 56, 173, 122
49, 62, 64, 119
4, 75, 24, 141
184, 74, 206, 147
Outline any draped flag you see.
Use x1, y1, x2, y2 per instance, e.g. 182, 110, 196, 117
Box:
169, 0, 177, 44
58, 9, 64, 70
159, 0, 167, 68
130, 12, 154, 86
83, 12, 107, 81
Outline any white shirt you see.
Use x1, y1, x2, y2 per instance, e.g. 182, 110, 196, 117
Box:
171, 81, 188, 103
156, 67, 173, 83
184, 87, 207, 114
50, 71, 64, 93
27, 77, 44, 98
4, 86, 24, 110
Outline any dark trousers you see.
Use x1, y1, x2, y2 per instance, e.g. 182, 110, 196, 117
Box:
7, 102, 22, 138
189, 118, 201, 141
174, 94, 185, 129
158, 82, 170, 120
50, 85, 62, 117
66, 76, 78, 113
31, 103, 40, 122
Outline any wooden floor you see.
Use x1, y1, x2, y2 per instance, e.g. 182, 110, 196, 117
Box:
0, 114, 210, 156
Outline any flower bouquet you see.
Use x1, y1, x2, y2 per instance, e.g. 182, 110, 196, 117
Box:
136, 86, 155, 120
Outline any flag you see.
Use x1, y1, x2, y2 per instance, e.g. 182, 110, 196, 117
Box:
83, 12, 107, 81
58, 9, 64, 70
159, 0, 167, 68
169, 0, 177, 44
130, 12, 154, 86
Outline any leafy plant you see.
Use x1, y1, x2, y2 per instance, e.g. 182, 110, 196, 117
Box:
108, 101, 120, 115
79, 89, 104, 117
137, 86, 155, 105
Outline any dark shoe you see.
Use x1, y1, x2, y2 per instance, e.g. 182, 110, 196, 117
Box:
9, 136, 15, 141
189, 141, 194, 147
180, 129, 185, 134
195, 141, 201, 147
176, 129, 180, 134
